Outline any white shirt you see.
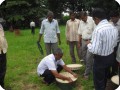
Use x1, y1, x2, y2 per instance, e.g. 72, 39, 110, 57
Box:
78, 16, 95, 40
37, 54, 65, 76
87, 19, 118, 56
0, 24, 8, 54
40, 19, 60, 43
30, 21, 35, 27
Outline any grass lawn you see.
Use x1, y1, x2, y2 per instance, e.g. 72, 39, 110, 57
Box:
4, 25, 94, 90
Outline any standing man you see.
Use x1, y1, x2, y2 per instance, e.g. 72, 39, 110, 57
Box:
109, 11, 120, 77
0, 23, 8, 89
37, 48, 77, 85
65, 12, 81, 63
78, 11, 95, 64
87, 8, 118, 90
38, 11, 61, 55
30, 20, 35, 35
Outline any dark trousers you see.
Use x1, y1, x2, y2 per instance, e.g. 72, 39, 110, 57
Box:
0, 52, 7, 88
111, 43, 119, 77
93, 53, 115, 90
41, 65, 63, 84
31, 26, 35, 34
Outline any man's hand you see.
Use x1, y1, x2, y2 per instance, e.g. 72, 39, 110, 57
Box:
67, 77, 73, 83
86, 40, 90, 45
72, 73, 78, 78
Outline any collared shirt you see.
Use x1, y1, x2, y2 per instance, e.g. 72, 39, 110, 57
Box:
87, 19, 118, 56
0, 24, 8, 54
78, 16, 95, 40
39, 19, 60, 43
30, 21, 35, 27
66, 19, 80, 41
37, 54, 65, 76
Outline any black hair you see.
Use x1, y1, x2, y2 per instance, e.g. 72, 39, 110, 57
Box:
53, 48, 63, 55
47, 11, 54, 17
92, 8, 106, 20
80, 11, 87, 17
109, 10, 119, 17
69, 11, 76, 16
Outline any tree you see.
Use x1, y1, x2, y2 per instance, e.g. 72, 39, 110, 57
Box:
0, 0, 48, 29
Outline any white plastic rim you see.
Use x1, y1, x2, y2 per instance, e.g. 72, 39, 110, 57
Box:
111, 75, 119, 85
56, 72, 77, 83
66, 64, 83, 70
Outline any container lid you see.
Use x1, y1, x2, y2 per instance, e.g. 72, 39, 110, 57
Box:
66, 64, 83, 70
111, 75, 119, 85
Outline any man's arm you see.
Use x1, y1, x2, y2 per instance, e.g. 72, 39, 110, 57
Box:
78, 35, 82, 48
50, 70, 73, 82
38, 21, 44, 42
65, 21, 70, 45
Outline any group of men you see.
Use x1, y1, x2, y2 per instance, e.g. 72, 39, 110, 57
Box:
37, 8, 120, 90
0, 8, 120, 90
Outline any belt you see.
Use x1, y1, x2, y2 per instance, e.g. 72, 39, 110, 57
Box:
82, 39, 91, 41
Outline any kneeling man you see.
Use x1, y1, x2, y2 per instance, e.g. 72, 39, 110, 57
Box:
37, 48, 77, 84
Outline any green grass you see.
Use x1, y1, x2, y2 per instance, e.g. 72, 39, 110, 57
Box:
4, 26, 94, 90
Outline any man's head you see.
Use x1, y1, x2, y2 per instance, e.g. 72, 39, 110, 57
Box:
80, 11, 87, 22
69, 11, 76, 21
53, 48, 63, 60
47, 11, 54, 22
109, 11, 119, 24
92, 8, 106, 25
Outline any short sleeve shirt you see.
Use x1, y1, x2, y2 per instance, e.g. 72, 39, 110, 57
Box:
39, 19, 60, 43
37, 54, 65, 76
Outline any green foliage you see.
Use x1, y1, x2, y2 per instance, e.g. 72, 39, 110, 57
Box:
0, 0, 120, 28
60, 16, 70, 25
7, 15, 25, 22
0, 0, 48, 28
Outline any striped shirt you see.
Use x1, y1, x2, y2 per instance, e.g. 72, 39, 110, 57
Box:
87, 19, 118, 56
40, 19, 60, 43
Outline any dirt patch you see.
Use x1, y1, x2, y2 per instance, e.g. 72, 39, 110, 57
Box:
22, 83, 39, 90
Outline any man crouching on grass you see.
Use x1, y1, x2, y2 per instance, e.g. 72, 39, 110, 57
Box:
37, 48, 77, 85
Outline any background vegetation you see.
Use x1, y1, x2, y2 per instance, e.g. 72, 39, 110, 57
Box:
0, 0, 120, 29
